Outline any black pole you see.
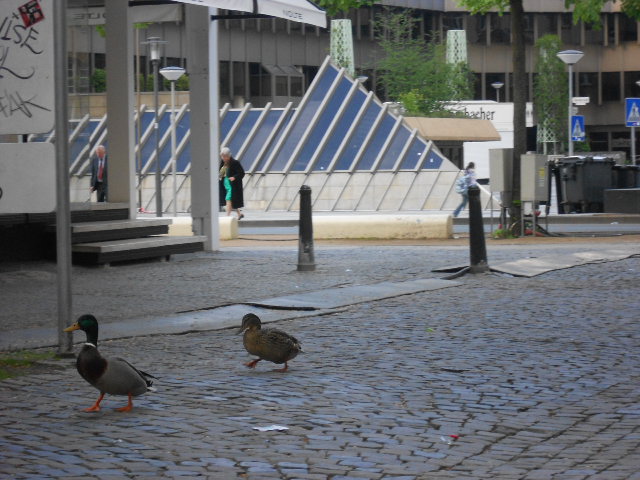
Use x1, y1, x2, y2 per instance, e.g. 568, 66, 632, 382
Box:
468, 185, 489, 274
297, 185, 316, 271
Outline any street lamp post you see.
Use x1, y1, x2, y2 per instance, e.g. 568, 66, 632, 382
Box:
160, 66, 186, 218
557, 50, 584, 156
143, 37, 166, 217
491, 81, 504, 103
633, 79, 640, 165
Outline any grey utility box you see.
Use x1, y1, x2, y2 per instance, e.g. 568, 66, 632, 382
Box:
489, 148, 513, 192
521, 154, 548, 202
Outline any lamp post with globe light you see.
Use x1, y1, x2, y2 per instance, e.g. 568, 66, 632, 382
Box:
557, 50, 584, 156
159, 66, 186, 217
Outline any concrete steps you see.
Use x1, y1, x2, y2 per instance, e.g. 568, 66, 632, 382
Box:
47, 218, 172, 243
72, 235, 207, 265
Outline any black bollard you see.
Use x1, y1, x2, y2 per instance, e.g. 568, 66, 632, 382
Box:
467, 185, 489, 274
297, 185, 316, 271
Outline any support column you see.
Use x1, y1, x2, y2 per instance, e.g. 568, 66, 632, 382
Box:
105, 0, 136, 219
186, 6, 220, 250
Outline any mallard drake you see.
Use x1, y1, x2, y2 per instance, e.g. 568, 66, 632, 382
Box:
238, 313, 302, 372
64, 314, 156, 412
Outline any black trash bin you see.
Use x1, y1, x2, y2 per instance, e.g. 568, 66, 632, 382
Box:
612, 165, 640, 189
558, 156, 615, 213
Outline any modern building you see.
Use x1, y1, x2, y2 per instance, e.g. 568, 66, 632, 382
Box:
67, 0, 640, 159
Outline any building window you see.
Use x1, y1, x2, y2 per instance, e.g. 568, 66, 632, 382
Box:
602, 72, 621, 102
473, 73, 482, 100
291, 76, 303, 97
442, 13, 463, 32
606, 14, 617, 45
490, 13, 510, 44
467, 14, 487, 45
589, 131, 609, 151
623, 71, 640, 97
585, 17, 603, 45
486, 73, 506, 101
537, 13, 557, 38
578, 72, 598, 104
523, 13, 534, 44
561, 13, 580, 45
275, 75, 288, 96
220, 61, 230, 99
620, 14, 638, 42
233, 61, 246, 99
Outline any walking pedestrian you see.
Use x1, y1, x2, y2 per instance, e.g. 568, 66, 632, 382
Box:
219, 147, 245, 219
453, 162, 477, 218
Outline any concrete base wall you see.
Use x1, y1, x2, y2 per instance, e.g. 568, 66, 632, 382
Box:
313, 214, 453, 239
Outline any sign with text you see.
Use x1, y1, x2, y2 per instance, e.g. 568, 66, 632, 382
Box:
0, 0, 54, 134
626, 98, 640, 127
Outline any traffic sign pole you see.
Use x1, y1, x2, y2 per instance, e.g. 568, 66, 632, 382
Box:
626, 98, 640, 164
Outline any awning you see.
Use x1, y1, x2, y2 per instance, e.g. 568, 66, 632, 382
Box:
404, 117, 501, 142
165, 0, 326, 27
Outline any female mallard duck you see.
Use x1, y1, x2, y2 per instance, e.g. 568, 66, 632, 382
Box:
238, 313, 302, 372
64, 314, 155, 412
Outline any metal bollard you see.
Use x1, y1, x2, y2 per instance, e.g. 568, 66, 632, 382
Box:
468, 185, 489, 274
297, 185, 316, 271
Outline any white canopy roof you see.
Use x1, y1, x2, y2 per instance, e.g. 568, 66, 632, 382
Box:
172, 0, 326, 27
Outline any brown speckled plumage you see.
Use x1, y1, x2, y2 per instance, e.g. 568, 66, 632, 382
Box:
239, 313, 302, 372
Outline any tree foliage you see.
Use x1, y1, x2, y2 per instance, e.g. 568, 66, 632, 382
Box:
316, 0, 376, 16
374, 9, 474, 117
566, 0, 640, 25
534, 35, 568, 152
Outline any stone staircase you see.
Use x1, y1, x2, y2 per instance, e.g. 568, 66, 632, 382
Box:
44, 203, 206, 265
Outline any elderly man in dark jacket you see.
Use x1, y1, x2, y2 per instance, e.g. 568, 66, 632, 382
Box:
90, 145, 108, 202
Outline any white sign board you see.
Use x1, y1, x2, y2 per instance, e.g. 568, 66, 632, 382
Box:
0, 143, 55, 213
0, 0, 54, 134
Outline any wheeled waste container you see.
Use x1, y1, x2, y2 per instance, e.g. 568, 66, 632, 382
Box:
612, 165, 640, 189
558, 156, 615, 213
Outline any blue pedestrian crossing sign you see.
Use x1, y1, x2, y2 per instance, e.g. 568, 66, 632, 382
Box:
571, 115, 585, 141
626, 98, 640, 127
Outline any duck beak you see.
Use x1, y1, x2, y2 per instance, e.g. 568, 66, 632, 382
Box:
64, 323, 80, 332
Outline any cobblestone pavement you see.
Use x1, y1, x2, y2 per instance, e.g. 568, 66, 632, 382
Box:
1, 248, 639, 479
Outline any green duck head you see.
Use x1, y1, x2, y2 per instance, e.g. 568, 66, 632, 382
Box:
238, 313, 261, 335
64, 314, 99, 346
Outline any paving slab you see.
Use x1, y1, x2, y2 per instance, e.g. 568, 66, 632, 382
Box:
0, 278, 459, 350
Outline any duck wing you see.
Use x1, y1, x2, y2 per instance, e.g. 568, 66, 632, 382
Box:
94, 356, 156, 396
259, 328, 302, 363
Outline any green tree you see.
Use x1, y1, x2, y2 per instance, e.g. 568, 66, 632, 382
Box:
534, 35, 567, 154
316, 0, 375, 16
457, 0, 640, 215
375, 9, 473, 117
91, 68, 107, 93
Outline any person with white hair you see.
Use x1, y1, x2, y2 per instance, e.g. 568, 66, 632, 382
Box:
90, 145, 108, 202
219, 147, 245, 219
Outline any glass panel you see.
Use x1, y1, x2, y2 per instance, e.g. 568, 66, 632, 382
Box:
620, 14, 638, 42
275, 76, 288, 96
255, 110, 294, 171
357, 115, 396, 170
291, 78, 352, 171
442, 13, 463, 32
607, 14, 616, 44
491, 13, 510, 44
268, 66, 339, 171
241, 110, 283, 167
291, 76, 303, 97
578, 72, 598, 104
227, 110, 261, 155
313, 89, 367, 171
523, 14, 534, 44
176, 111, 191, 172
561, 13, 580, 45
335, 101, 381, 170
467, 15, 487, 44
602, 72, 621, 102
623, 71, 640, 98
585, 18, 603, 45
399, 138, 427, 170
219, 61, 230, 99
379, 125, 411, 170
537, 13, 556, 38
233, 61, 245, 98
221, 110, 240, 141
70, 121, 99, 165
422, 149, 444, 170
